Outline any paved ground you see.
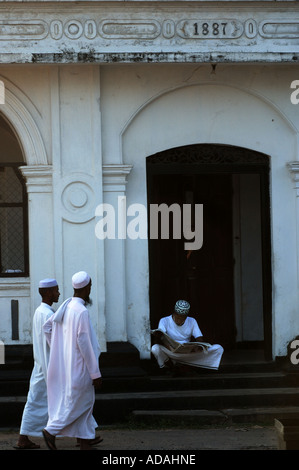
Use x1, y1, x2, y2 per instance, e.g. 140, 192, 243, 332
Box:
0, 424, 278, 451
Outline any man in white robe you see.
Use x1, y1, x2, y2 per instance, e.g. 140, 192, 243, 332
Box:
42, 271, 102, 451
14, 279, 60, 449
151, 300, 224, 372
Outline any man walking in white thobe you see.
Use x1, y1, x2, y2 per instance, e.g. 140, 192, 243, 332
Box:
42, 271, 102, 451
14, 279, 60, 449
152, 300, 224, 373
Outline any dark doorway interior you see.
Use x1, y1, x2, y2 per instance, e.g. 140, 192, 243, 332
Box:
147, 144, 272, 359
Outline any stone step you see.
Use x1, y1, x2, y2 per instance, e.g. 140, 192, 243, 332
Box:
2, 385, 299, 427
131, 406, 299, 426
92, 386, 299, 424
0, 346, 297, 428
0, 341, 147, 396
1, 342, 142, 370
0, 368, 294, 396
146, 371, 295, 391
0, 366, 148, 396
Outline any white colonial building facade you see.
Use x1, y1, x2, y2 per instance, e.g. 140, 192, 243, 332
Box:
1, 0, 299, 362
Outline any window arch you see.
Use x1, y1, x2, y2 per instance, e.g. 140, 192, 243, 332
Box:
0, 114, 29, 277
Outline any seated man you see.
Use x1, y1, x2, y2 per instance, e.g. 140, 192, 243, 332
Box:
151, 300, 224, 372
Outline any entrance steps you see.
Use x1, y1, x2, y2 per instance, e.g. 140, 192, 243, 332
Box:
94, 370, 299, 426
93, 348, 299, 426
1, 343, 299, 428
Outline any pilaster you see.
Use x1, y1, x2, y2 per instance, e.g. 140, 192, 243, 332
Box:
102, 163, 133, 342
19, 165, 54, 315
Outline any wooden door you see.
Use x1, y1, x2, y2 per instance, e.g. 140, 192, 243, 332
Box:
148, 173, 236, 349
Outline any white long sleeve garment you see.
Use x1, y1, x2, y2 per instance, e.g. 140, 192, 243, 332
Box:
20, 302, 54, 437
43, 297, 101, 439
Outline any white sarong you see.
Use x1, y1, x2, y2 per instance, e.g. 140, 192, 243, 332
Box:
151, 343, 224, 370
151, 314, 224, 370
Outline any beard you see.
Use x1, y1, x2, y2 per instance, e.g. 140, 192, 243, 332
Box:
85, 296, 93, 306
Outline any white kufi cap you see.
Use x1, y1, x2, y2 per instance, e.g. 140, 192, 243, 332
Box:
72, 271, 91, 289
39, 278, 58, 288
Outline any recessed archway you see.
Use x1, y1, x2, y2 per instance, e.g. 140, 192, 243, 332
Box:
146, 143, 272, 359
0, 78, 48, 165
0, 114, 29, 277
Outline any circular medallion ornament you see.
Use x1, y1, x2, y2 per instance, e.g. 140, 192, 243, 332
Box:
61, 176, 95, 223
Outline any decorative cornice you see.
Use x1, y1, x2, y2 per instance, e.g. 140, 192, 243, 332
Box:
19, 165, 53, 193
0, 278, 30, 296
287, 162, 299, 197
103, 164, 133, 192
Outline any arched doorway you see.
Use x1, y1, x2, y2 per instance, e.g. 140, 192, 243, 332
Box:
0, 114, 28, 277
147, 144, 272, 359
0, 84, 51, 344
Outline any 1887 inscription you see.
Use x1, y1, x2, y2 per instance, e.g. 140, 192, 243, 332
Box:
177, 19, 243, 39
0, 16, 298, 41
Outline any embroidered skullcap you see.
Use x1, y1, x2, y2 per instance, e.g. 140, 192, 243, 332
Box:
174, 300, 190, 315
39, 278, 58, 288
72, 271, 91, 289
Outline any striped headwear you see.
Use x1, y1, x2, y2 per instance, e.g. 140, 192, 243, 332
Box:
174, 300, 190, 315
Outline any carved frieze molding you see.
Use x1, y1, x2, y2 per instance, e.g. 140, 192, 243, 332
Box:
2, 16, 299, 42
1, 4, 299, 62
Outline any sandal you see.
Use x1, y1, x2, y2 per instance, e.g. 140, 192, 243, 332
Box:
42, 429, 57, 450
75, 435, 103, 447
13, 441, 40, 450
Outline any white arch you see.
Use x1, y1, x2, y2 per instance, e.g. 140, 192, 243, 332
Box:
122, 81, 297, 165
0, 78, 48, 165
122, 80, 298, 359
121, 80, 298, 146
